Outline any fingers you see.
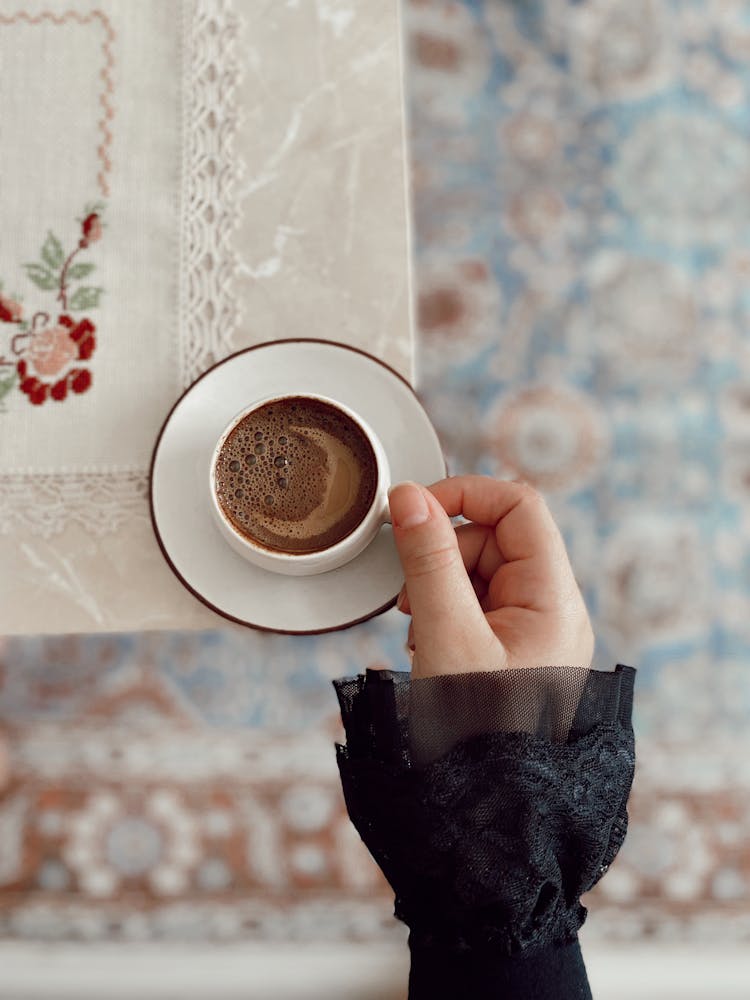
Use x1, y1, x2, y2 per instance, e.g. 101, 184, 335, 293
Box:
426, 476, 573, 603
396, 476, 578, 619
388, 482, 501, 677
393, 476, 592, 674
397, 528, 497, 615
425, 475, 566, 559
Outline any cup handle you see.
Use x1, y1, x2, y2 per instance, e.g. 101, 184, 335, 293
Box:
380, 495, 392, 525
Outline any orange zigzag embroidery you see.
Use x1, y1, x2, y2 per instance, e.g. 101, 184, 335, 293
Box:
0, 9, 115, 197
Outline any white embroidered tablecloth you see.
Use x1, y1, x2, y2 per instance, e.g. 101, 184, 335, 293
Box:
0, 0, 414, 635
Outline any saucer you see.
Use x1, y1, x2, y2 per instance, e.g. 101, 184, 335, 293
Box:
149, 339, 448, 634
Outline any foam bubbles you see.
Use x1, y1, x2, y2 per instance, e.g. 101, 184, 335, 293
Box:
213, 396, 377, 553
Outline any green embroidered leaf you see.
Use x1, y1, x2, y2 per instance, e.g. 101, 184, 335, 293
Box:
0, 370, 17, 407
24, 264, 57, 290
41, 231, 64, 270
69, 286, 103, 310
67, 262, 95, 281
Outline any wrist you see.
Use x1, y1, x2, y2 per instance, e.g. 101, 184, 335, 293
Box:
408, 934, 591, 999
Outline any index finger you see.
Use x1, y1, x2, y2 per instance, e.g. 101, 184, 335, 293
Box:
425, 475, 568, 566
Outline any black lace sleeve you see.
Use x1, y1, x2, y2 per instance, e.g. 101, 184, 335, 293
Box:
332, 664, 636, 1000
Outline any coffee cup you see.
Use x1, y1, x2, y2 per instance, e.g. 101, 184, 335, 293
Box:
209, 392, 392, 576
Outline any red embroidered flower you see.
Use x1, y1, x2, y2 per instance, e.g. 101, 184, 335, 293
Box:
17, 314, 96, 405
0, 295, 22, 323
80, 213, 102, 248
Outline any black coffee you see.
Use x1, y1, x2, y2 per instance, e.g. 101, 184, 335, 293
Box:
214, 396, 378, 554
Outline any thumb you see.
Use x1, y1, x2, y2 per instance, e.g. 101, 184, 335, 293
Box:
388, 481, 502, 677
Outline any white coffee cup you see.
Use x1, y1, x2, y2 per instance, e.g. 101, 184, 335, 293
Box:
209, 392, 393, 576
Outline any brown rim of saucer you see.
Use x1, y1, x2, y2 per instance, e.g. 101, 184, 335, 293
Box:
148, 337, 449, 635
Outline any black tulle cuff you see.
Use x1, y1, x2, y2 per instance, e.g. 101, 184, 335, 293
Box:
332, 665, 636, 957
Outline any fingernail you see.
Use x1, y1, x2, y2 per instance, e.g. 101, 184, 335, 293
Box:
388, 481, 429, 529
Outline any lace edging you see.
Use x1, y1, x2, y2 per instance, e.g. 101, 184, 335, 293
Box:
180, 0, 244, 387
337, 721, 636, 955
0, 470, 149, 539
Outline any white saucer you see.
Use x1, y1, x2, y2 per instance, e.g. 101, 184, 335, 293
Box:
149, 339, 448, 634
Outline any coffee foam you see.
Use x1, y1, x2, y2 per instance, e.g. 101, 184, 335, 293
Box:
213, 397, 378, 554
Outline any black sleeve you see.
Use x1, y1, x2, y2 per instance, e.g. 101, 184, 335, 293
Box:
332, 663, 636, 1000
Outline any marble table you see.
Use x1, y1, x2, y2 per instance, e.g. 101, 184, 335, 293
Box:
0, 0, 414, 635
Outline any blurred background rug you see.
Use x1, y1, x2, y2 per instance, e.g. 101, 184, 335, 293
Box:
1, 0, 750, 962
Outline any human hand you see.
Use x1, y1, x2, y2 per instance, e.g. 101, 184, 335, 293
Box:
387, 476, 594, 679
